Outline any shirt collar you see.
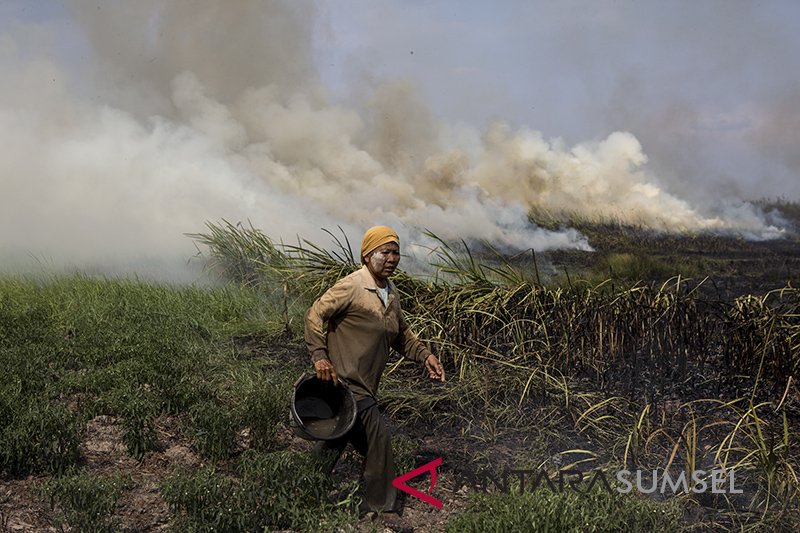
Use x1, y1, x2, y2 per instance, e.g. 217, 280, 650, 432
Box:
358, 265, 394, 292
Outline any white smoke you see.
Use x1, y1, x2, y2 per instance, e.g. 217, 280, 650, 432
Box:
0, 1, 784, 281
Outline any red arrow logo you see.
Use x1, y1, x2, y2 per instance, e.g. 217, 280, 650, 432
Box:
392, 457, 443, 509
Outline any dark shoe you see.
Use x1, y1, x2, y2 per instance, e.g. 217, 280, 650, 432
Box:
381, 512, 413, 533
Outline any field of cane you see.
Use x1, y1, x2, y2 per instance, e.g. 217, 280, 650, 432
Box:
1, 209, 799, 532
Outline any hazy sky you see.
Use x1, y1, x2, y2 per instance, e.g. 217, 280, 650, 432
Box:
4, 0, 798, 200
315, 0, 800, 200
0, 1, 797, 279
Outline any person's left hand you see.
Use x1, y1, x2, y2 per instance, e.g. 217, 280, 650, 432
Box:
424, 354, 445, 382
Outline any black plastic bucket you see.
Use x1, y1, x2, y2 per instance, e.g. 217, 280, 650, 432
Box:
289, 374, 357, 441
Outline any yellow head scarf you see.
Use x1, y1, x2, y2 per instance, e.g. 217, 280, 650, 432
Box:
360, 226, 400, 264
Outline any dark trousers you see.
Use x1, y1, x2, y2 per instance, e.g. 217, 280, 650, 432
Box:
314, 403, 397, 513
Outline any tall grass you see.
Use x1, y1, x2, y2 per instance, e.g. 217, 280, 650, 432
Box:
193, 222, 799, 397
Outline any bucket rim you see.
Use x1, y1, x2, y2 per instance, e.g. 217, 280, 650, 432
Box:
290, 373, 357, 441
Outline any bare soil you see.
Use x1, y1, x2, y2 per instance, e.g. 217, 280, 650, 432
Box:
0, 414, 202, 532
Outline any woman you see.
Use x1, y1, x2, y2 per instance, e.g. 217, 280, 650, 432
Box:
304, 225, 445, 521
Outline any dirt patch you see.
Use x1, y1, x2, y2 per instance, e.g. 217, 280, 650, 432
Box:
80, 415, 138, 472
0, 414, 205, 533
0, 477, 56, 533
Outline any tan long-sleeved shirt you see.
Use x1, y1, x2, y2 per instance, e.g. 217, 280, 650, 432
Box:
304, 265, 432, 400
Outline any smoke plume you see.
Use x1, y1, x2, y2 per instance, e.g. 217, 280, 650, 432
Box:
0, 1, 783, 280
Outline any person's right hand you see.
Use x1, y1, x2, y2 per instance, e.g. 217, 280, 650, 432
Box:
314, 359, 338, 384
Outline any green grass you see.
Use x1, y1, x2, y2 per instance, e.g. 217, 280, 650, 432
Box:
0, 274, 361, 530
38, 471, 129, 533
0, 275, 289, 466
0, 394, 81, 476
446, 485, 683, 533
162, 450, 354, 532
